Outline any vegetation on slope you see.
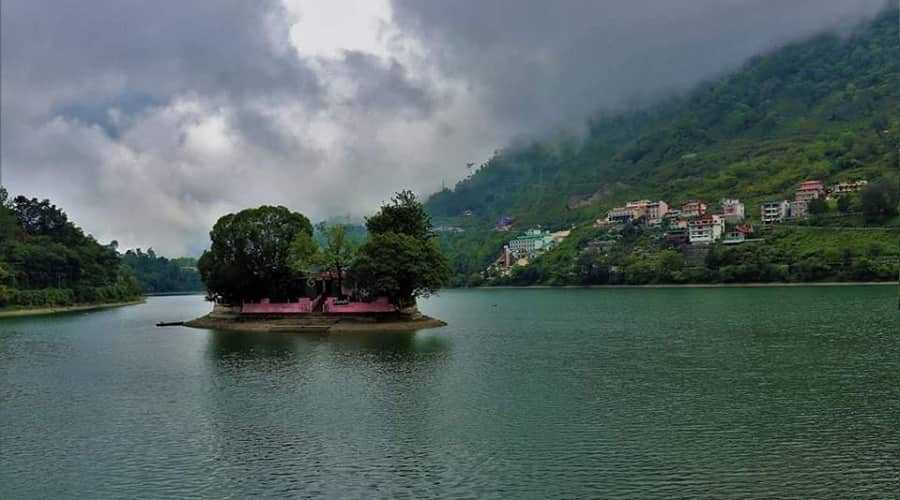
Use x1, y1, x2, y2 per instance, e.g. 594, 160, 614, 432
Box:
122, 250, 203, 294
427, 8, 899, 286
0, 189, 142, 308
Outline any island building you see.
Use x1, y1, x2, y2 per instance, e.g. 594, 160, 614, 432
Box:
688, 214, 725, 244
680, 200, 708, 219
720, 198, 745, 223
239, 271, 397, 316
795, 180, 825, 202
761, 200, 790, 225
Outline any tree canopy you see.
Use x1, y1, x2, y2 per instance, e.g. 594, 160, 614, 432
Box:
355, 191, 450, 306
0, 189, 142, 308
198, 205, 313, 303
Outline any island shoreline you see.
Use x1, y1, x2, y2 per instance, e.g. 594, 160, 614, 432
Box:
184, 314, 447, 334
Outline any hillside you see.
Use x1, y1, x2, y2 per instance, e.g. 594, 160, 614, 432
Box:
0, 189, 143, 308
426, 8, 899, 286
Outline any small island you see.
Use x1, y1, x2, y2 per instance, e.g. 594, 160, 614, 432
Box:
187, 191, 451, 334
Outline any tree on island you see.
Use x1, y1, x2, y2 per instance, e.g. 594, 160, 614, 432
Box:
198, 205, 313, 304
353, 191, 450, 309
288, 224, 358, 299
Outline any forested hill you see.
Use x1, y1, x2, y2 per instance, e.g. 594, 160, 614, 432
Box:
0, 189, 143, 308
427, 8, 897, 225
425, 8, 898, 284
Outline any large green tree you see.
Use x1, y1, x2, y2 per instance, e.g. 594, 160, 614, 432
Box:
198, 205, 313, 303
354, 191, 449, 307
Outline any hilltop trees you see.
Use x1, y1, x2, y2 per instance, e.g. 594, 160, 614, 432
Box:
354, 191, 450, 308
198, 206, 313, 303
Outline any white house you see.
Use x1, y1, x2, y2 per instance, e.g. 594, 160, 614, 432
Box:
688, 215, 725, 244
760, 200, 790, 225
508, 229, 555, 258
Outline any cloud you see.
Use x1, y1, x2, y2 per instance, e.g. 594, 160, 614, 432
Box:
390, 0, 888, 134
1, 0, 889, 255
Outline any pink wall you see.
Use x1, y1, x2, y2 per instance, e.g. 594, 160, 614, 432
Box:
241, 298, 313, 314
324, 297, 396, 314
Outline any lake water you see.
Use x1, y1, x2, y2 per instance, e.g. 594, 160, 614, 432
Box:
1, 287, 898, 498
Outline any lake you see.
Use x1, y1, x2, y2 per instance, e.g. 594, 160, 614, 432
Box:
1, 287, 898, 498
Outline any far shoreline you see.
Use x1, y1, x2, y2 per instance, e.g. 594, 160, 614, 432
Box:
465, 281, 897, 290
0, 299, 145, 319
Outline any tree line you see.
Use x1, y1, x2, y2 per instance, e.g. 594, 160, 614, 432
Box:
0, 188, 142, 308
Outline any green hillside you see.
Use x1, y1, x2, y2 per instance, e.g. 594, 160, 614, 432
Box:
0, 189, 143, 309
426, 8, 899, 286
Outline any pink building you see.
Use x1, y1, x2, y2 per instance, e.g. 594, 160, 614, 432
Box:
681, 200, 707, 219
795, 180, 825, 202
646, 201, 669, 225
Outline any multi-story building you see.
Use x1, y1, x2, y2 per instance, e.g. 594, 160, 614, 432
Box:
606, 206, 636, 224
681, 200, 707, 219
508, 229, 555, 258
829, 180, 868, 196
720, 198, 745, 223
606, 200, 670, 225
795, 180, 825, 202
646, 201, 669, 225
761, 200, 790, 225
688, 215, 725, 244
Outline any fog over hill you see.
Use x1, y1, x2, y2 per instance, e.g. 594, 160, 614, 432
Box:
0, 0, 889, 255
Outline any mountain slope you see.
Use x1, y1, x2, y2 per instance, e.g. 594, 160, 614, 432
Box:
426, 8, 899, 285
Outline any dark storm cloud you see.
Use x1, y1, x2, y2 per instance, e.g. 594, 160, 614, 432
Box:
391, 0, 890, 133
0, 0, 320, 107
0, 0, 442, 255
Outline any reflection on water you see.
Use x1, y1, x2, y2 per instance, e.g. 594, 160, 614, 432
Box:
1, 289, 899, 498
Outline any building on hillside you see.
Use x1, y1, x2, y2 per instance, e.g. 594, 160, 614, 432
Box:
829, 180, 868, 197
434, 225, 464, 233
665, 227, 689, 246
508, 228, 555, 258
662, 209, 682, 224
720, 198, 745, 223
646, 201, 669, 225
495, 215, 515, 231
795, 180, 825, 202
606, 205, 636, 224
688, 215, 725, 244
723, 225, 753, 244
761, 200, 790, 225
788, 200, 808, 219
463, 209, 474, 217
606, 200, 668, 225
681, 200, 707, 219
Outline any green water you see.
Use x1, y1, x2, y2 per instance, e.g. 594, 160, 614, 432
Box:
1, 287, 898, 498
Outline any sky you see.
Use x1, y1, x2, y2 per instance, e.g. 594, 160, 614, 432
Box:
0, 0, 889, 256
